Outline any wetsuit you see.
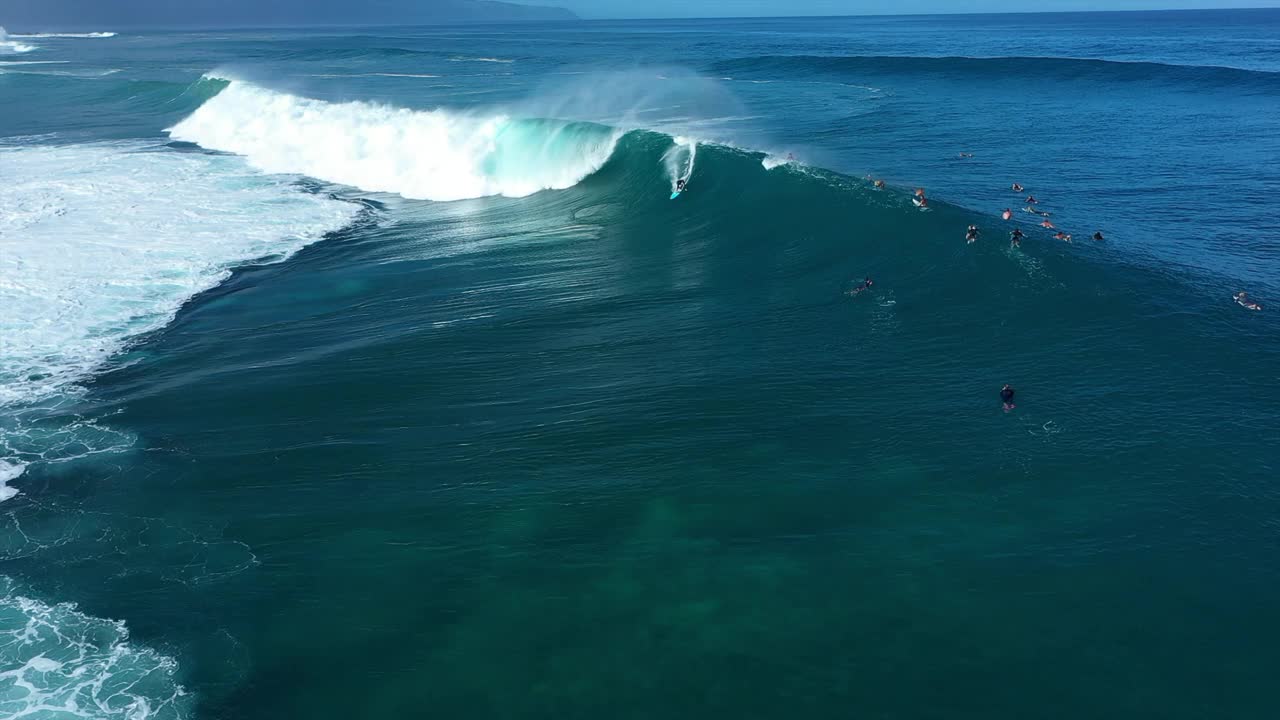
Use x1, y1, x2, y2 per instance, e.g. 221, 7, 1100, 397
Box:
1000, 386, 1015, 406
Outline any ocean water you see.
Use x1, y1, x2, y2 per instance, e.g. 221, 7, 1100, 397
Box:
2, 10, 1279, 719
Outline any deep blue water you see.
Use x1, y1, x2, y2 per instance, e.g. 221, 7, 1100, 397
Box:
2, 11, 1278, 720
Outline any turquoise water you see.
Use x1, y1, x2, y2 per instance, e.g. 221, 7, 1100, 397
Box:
2, 11, 1279, 719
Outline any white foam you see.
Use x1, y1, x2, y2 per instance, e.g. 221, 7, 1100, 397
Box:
168, 77, 620, 202
11, 31, 117, 38
0, 576, 189, 719
0, 460, 21, 501
0, 67, 121, 78
368, 72, 441, 79
762, 154, 795, 170
449, 56, 514, 63
0, 26, 38, 54
662, 136, 697, 190
0, 142, 357, 496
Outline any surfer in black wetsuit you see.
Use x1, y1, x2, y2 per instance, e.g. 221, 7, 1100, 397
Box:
848, 277, 873, 296
676, 178, 686, 192
1093, 231, 1105, 241
1010, 228, 1024, 247
1000, 384, 1016, 410
1234, 292, 1262, 311
965, 225, 980, 244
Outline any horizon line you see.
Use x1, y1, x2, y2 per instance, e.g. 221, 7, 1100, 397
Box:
8, 5, 1277, 32
577, 6, 1279, 21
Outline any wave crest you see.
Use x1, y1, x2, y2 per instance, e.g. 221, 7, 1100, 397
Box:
0, 26, 38, 54
712, 54, 1280, 90
11, 31, 117, 38
168, 77, 622, 202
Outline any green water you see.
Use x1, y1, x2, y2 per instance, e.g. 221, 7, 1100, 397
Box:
4, 13, 1280, 720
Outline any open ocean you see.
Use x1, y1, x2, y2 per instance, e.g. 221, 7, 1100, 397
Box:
2, 10, 1279, 719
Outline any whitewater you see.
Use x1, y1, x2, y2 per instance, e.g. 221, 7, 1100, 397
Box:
0, 26, 38, 54
167, 77, 623, 202
0, 145, 356, 492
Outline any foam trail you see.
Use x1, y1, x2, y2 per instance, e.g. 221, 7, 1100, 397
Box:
0, 143, 357, 498
168, 77, 622, 202
0, 576, 189, 719
662, 137, 697, 190
0, 26, 38, 54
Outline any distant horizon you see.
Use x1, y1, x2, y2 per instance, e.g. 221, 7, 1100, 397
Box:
523, 0, 1278, 21
5, 5, 1278, 33
579, 5, 1279, 21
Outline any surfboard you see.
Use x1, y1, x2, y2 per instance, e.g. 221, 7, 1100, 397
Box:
670, 191, 681, 200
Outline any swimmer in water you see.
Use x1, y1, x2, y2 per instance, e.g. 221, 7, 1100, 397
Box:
913, 197, 929, 209
1053, 231, 1072, 242
1025, 195, 1039, 204
1012, 183, 1024, 193
1234, 292, 1262, 311
1010, 228, 1024, 247
965, 225, 980, 244
1093, 231, 1105, 241
1002, 208, 1013, 221
848, 276, 874, 296
959, 152, 974, 159
1000, 384, 1016, 411
1041, 219, 1056, 229
874, 179, 885, 189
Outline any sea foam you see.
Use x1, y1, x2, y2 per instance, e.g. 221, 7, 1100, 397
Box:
0, 143, 357, 498
11, 31, 117, 38
0, 576, 188, 719
168, 77, 621, 202
0, 26, 37, 54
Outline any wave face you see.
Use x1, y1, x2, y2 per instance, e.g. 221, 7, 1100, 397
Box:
0, 577, 188, 719
167, 78, 622, 201
0, 143, 357, 496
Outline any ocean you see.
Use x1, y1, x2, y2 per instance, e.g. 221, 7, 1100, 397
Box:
2, 10, 1278, 719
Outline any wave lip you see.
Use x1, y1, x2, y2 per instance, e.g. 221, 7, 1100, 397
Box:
168, 77, 621, 202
